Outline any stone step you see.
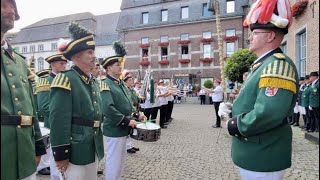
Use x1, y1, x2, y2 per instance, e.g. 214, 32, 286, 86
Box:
305, 132, 319, 144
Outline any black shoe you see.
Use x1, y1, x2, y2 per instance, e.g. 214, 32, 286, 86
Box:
293, 123, 300, 127
164, 122, 170, 125
38, 168, 50, 175
97, 170, 103, 175
212, 125, 221, 128
160, 125, 167, 129
132, 147, 140, 151
127, 148, 136, 153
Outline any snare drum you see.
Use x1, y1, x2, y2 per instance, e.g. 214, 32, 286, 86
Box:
130, 121, 161, 142
39, 122, 50, 149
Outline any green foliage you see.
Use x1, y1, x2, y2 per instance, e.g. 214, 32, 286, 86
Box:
224, 49, 257, 83
113, 41, 127, 57
203, 80, 214, 89
68, 22, 92, 40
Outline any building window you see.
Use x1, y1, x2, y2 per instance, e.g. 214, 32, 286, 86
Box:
280, 42, 287, 54
298, 32, 307, 76
161, 47, 168, 60
51, 43, 57, 51
203, 32, 212, 39
203, 44, 211, 58
181, 6, 189, 19
202, 3, 213, 17
141, 37, 149, 44
226, 42, 235, 57
181, 34, 189, 41
38, 44, 44, 52
227, 0, 235, 13
142, 12, 149, 24
226, 29, 236, 36
37, 57, 44, 71
30, 45, 35, 53
160, 36, 168, 42
22, 46, 27, 53
161, 9, 168, 22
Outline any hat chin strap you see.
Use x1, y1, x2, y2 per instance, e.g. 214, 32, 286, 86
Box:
270, 13, 289, 28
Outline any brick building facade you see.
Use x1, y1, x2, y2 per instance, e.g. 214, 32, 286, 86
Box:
117, 0, 250, 84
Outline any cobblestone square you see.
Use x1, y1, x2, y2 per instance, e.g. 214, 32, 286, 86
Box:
38, 104, 319, 180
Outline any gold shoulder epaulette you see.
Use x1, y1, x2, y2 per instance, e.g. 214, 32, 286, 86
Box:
260, 60, 297, 94
51, 73, 71, 91
36, 78, 51, 93
99, 81, 110, 92
273, 53, 285, 60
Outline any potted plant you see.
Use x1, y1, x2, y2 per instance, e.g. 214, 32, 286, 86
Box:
139, 43, 150, 48
291, 0, 308, 17
200, 58, 213, 63
158, 42, 169, 47
178, 40, 191, 45
179, 59, 191, 64
139, 60, 150, 66
200, 38, 214, 43
158, 59, 170, 65
224, 36, 238, 41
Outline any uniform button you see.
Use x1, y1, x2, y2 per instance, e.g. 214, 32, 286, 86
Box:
17, 125, 21, 128
94, 101, 97, 104
235, 134, 238, 137
95, 131, 97, 135
65, 150, 69, 153
54, 152, 56, 155
231, 121, 234, 125
8, 73, 13, 77
17, 111, 22, 115
70, 137, 73, 140
244, 138, 248, 141
93, 92, 96, 95
12, 85, 16, 89
14, 98, 19, 101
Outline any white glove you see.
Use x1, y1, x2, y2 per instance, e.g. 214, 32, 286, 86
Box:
218, 102, 232, 121
309, 106, 313, 110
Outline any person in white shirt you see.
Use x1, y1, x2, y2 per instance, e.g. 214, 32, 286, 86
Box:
157, 80, 169, 128
204, 79, 224, 128
199, 89, 206, 105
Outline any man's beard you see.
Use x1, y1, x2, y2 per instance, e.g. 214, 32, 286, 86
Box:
1, 16, 14, 33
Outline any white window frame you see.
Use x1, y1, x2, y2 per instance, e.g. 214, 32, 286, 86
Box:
226, 0, 235, 13
203, 32, 212, 39
161, 9, 168, 22
181, 6, 189, 19
51, 43, 57, 51
226, 42, 235, 57
160, 36, 168, 42
226, 29, 236, 36
180, 34, 189, 40
37, 57, 44, 71
142, 12, 149, 24
203, 44, 211, 58
141, 37, 149, 44
299, 32, 307, 76
22, 46, 28, 53
30, 45, 35, 53
38, 44, 44, 52
202, 3, 212, 17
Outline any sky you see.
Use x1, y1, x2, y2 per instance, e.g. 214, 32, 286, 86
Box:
10, 0, 122, 32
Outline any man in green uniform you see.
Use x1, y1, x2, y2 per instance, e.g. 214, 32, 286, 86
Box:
36, 54, 67, 178
49, 22, 104, 180
301, 75, 312, 131
100, 50, 142, 179
122, 70, 142, 153
222, 0, 299, 179
1, 0, 46, 179
308, 71, 319, 132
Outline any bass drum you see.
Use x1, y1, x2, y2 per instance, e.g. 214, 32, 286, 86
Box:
39, 122, 50, 149
130, 122, 161, 142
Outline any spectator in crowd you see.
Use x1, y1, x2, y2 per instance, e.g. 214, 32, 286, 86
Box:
199, 88, 206, 105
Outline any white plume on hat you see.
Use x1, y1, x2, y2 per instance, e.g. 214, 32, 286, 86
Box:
57, 38, 71, 53
244, 0, 292, 28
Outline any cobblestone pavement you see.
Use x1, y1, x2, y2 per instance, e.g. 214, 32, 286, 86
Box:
38, 104, 319, 180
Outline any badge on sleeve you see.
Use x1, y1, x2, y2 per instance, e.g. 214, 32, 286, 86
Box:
265, 87, 278, 97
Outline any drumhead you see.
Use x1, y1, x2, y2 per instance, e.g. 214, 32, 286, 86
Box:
136, 122, 160, 130
40, 127, 50, 136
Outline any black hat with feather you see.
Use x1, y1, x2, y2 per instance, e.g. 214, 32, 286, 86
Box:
60, 22, 95, 60
101, 41, 127, 69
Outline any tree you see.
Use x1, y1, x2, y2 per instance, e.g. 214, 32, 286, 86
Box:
203, 80, 214, 89
224, 49, 257, 83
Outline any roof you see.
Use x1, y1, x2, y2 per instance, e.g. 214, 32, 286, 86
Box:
11, 12, 120, 46
121, 0, 181, 10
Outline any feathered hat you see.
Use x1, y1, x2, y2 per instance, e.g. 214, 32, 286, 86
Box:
27, 56, 36, 80
60, 22, 95, 60
243, 0, 292, 34
101, 41, 127, 69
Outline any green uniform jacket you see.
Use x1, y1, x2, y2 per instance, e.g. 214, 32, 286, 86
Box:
36, 74, 55, 128
49, 66, 104, 165
309, 80, 319, 108
1, 47, 46, 179
101, 75, 135, 137
124, 85, 140, 111
227, 49, 298, 172
301, 84, 311, 107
